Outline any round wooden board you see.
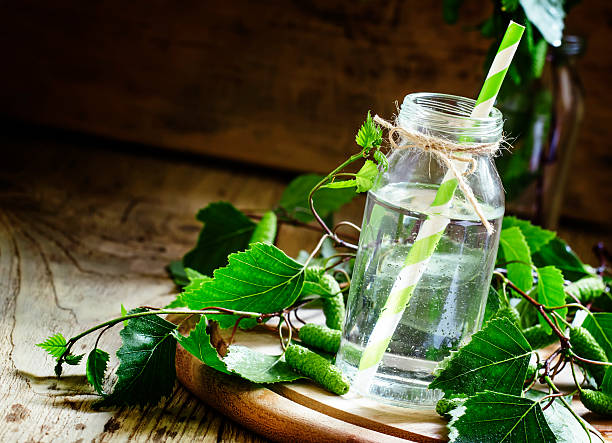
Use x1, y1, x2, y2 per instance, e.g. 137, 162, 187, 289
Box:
172, 313, 612, 443
172, 312, 446, 443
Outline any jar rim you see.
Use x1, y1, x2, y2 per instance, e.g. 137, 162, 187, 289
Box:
400, 92, 503, 141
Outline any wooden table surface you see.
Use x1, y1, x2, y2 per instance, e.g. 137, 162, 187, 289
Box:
1, 128, 610, 442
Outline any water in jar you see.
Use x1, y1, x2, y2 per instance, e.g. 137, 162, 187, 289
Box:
335, 182, 503, 407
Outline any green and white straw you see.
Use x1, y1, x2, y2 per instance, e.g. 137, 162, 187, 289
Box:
354, 21, 525, 389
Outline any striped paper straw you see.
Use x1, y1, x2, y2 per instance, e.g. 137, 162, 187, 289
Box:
354, 21, 524, 390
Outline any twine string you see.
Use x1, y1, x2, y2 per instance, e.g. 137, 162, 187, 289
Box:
373, 115, 500, 232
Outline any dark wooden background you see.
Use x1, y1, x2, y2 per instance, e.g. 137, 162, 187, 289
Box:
1, 3, 611, 441
1, 0, 610, 229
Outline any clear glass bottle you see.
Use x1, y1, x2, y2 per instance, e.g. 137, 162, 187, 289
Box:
336, 93, 505, 407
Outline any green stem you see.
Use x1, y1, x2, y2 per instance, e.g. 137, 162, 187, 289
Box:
561, 394, 596, 443
496, 274, 570, 348
546, 374, 602, 443
332, 173, 357, 179
500, 279, 509, 305
570, 358, 585, 394
544, 375, 559, 393
561, 303, 591, 311
551, 311, 572, 328
568, 351, 612, 366
303, 234, 330, 268
553, 386, 597, 443
547, 303, 581, 311
308, 150, 366, 249
59, 308, 264, 363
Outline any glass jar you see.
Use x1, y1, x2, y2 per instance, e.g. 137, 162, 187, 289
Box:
336, 93, 505, 407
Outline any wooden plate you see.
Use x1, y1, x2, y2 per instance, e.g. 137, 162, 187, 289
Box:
172, 313, 612, 443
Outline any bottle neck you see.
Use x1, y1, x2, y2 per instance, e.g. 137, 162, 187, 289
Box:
551, 35, 585, 67
398, 93, 503, 145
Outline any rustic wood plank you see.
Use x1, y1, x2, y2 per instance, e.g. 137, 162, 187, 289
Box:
0, 135, 299, 443
1, 0, 610, 227
0, 130, 609, 442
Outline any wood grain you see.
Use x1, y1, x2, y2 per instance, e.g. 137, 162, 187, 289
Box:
176, 347, 412, 443
174, 312, 612, 443
0, 0, 490, 173
0, 135, 308, 443
0, 130, 609, 442
172, 312, 445, 442
1, 0, 610, 227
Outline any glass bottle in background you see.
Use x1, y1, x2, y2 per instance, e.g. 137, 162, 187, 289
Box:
499, 36, 586, 228
335, 93, 505, 407
540, 36, 586, 229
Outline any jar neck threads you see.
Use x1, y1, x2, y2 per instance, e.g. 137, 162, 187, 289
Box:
398, 93, 503, 144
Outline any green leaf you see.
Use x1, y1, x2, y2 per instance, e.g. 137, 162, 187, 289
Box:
582, 313, 612, 362
519, 0, 565, 46
526, 390, 599, 443
166, 275, 213, 309
302, 267, 341, 299
36, 333, 67, 359
566, 275, 606, 304
515, 297, 540, 329
164, 296, 187, 308
502, 216, 555, 253
181, 243, 305, 328
165, 270, 213, 308
373, 149, 388, 172
86, 348, 110, 395
533, 237, 589, 282
499, 226, 534, 292
429, 318, 532, 396
323, 179, 358, 190
355, 160, 379, 192
525, 17, 535, 53
601, 367, 612, 396
355, 111, 382, 151
278, 174, 355, 223
64, 354, 84, 365
185, 275, 213, 290
102, 309, 177, 406
173, 316, 230, 374
531, 38, 549, 78
121, 304, 128, 327
479, 16, 497, 38
224, 346, 303, 383
167, 264, 207, 293
321, 160, 380, 193
185, 267, 206, 281
183, 202, 256, 277
175, 317, 302, 383
448, 391, 555, 443
167, 260, 189, 286
168, 260, 189, 286
536, 266, 567, 333
483, 286, 502, 323
249, 211, 277, 244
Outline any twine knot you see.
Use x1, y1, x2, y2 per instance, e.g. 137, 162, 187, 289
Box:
373, 115, 501, 234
